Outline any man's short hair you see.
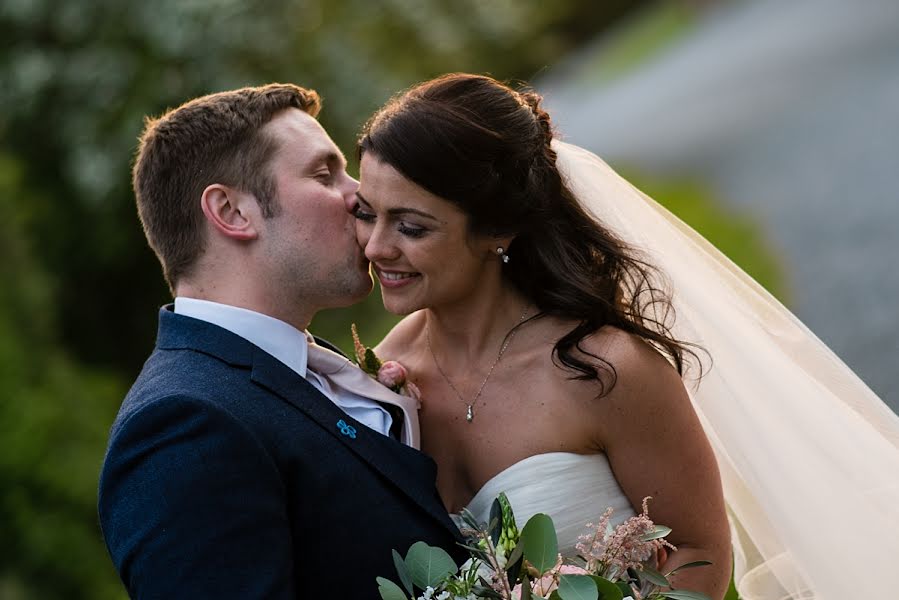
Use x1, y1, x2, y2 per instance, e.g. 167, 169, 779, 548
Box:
133, 83, 321, 290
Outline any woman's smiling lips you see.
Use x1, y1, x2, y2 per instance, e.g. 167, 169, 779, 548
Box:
375, 267, 420, 288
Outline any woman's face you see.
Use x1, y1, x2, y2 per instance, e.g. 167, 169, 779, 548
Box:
355, 153, 499, 315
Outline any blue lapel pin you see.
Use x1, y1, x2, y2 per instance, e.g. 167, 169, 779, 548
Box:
336, 419, 357, 439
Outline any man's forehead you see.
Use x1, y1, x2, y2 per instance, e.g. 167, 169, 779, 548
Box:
267, 109, 343, 165
266, 108, 323, 142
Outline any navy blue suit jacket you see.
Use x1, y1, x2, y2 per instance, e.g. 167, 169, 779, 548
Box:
98, 308, 464, 599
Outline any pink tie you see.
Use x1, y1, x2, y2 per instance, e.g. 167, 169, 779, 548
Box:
304, 337, 421, 449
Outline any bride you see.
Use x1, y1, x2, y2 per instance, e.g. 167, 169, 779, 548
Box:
353, 73, 899, 600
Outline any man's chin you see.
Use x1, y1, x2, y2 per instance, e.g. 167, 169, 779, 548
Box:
352, 280, 375, 303
335, 275, 374, 308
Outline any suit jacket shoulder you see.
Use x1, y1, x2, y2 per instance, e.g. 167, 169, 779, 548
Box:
99, 308, 464, 599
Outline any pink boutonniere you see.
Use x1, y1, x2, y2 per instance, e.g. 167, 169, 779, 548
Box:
351, 324, 421, 401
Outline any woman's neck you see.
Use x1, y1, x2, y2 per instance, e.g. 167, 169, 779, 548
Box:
424, 283, 533, 366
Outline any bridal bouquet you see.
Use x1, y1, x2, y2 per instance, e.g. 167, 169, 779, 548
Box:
377, 494, 711, 600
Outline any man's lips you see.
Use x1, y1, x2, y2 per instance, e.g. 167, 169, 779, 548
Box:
375, 267, 420, 288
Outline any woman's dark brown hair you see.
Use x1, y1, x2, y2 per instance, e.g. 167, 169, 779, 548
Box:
359, 73, 698, 393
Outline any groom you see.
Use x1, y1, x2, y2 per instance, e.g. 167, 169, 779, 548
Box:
98, 84, 463, 598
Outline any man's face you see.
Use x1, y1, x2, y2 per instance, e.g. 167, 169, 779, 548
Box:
254, 108, 372, 313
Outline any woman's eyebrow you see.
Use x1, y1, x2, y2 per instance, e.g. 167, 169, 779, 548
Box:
355, 192, 441, 222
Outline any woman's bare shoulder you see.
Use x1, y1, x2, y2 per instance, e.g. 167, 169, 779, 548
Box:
373, 311, 427, 361
578, 325, 689, 406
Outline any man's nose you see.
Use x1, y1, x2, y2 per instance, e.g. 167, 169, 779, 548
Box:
343, 175, 360, 213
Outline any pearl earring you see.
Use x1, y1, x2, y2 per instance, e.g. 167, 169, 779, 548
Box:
496, 247, 510, 264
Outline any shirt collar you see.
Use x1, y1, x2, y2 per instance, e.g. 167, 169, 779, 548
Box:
174, 297, 309, 378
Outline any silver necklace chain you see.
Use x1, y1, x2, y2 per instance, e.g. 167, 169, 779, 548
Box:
426, 306, 530, 423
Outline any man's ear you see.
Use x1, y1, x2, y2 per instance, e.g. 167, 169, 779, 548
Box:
200, 184, 259, 241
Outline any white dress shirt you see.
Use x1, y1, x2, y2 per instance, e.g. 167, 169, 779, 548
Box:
173, 297, 393, 436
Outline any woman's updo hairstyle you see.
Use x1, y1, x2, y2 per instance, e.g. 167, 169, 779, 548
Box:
359, 73, 697, 393
360, 74, 553, 240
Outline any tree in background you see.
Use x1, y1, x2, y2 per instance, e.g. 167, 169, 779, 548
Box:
0, 153, 123, 598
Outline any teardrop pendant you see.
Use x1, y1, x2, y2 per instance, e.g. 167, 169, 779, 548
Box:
466, 404, 474, 422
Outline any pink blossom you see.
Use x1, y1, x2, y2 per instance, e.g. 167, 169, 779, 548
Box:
377, 360, 407, 389
512, 559, 589, 598
350, 323, 367, 364
577, 506, 614, 565
581, 498, 676, 579
404, 381, 422, 403
536, 564, 590, 595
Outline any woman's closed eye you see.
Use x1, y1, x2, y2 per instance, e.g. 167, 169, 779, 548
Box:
398, 222, 427, 238
352, 203, 376, 223
353, 204, 428, 239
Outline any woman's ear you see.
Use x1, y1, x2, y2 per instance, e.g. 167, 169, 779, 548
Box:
489, 235, 516, 262
200, 184, 259, 241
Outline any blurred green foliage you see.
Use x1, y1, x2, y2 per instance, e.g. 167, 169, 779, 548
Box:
577, 1, 698, 85
0, 152, 124, 598
1, 0, 645, 374
625, 171, 787, 302
0, 0, 760, 597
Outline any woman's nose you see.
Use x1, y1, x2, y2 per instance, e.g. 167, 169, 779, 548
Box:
362, 225, 399, 263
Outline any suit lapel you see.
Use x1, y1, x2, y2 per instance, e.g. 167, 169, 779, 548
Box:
249, 346, 462, 541
305, 337, 421, 448
156, 307, 461, 542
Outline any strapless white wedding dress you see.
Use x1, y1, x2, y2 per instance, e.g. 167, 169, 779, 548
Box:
461, 452, 636, 555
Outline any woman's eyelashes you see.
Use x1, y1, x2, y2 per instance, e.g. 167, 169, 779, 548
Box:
352, 203, 375, 222
398, 222, 427, 238
352, 204, 428, 239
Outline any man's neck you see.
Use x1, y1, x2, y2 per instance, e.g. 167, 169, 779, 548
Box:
175, 282, 314, 332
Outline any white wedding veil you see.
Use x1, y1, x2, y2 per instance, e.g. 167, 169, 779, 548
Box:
553, 141, 899, 600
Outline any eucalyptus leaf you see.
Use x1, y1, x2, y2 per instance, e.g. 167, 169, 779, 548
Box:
391, 549, 413, 596
489, 498, 503, 547
520, 575, 533, 600
457, 542, 489, 561
615, 581, 633, 598
663, 591, 713, 600
557, 574, 598, 600
376, 577, 409, 600
507, 539, 524, 566
506, 540, 525, 589
636, 565, 670, 587
639, 525, 672, 542
472, 587, 504, 599
487, 516, 499, 541
589, 575, 624, 600
475, 578, 505, 599
549, 592, 562, 600
521, 513, 559, 574
665, 560, 712, 576
405, 542, 458, 589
